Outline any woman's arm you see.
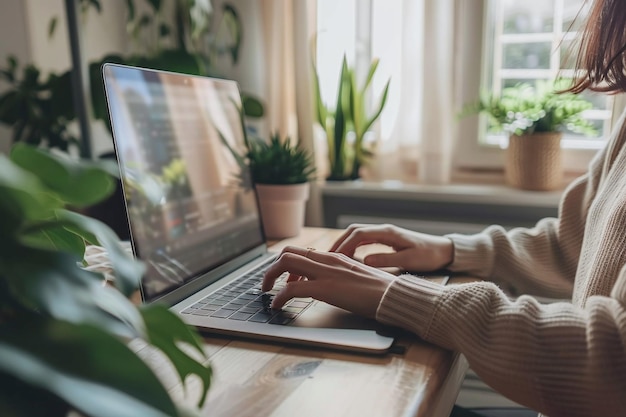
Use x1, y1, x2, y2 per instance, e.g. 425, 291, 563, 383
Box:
377, 268, 626, 417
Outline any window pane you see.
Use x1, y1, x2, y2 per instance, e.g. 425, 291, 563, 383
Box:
502, 42, 552, 69
316, 0, 356, 106
562, 0, 587, 32
501, 78, 546, 89
559, 38, 578, 69
502, 0, 554, 34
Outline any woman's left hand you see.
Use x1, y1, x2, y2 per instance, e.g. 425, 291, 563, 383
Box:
262, 245, 396, 318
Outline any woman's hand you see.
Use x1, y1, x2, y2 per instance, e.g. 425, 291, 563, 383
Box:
330, 223, 454, 272
262, 246, 396, 318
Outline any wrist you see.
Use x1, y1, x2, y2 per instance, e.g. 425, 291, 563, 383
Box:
438, 237, 455, 270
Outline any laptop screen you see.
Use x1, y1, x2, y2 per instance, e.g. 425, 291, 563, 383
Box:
103, 64, 265, 302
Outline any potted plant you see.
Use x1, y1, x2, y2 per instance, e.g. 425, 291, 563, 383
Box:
245, 132, 316, 239
313, 55, 390, 181
463, 79, 597, 190
0, 143, 212, 416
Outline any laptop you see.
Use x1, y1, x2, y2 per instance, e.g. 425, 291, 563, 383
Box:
102, 63, 397, 354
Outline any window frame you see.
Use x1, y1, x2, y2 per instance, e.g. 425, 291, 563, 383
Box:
453, 0, 625, 176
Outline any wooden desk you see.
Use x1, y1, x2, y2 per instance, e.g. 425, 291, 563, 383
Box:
134, 227, 468, 417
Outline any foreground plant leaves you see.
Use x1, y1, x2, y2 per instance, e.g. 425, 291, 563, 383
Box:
0, 144, 212, 416
141, 304, 212, 406
0, 317, 178, 417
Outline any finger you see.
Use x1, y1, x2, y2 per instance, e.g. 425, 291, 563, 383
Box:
262, 251, 322, 292
271, 246, 316, 287
328, 223, 380, 253
328, 224, 360, 252
271, 279, 323, 309
334, 227, 405, 256
286, 272, 304, 283
362, 252, 409, 268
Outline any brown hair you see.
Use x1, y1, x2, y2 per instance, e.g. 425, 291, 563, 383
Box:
569, 0, 626, 93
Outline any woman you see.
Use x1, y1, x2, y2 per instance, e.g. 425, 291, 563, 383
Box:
262, 1, 626, 416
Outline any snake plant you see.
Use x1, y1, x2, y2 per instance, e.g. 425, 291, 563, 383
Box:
313, 55, 390, 180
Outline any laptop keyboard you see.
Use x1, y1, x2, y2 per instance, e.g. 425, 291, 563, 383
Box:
181, 261, 313, 325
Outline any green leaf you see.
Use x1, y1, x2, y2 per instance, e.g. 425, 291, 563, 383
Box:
362, 79, 391, 134
2, 247, 144, 339
363, 58, 380, 91
311, 63, 327, 126
19, 222, 86, 258
135, 49, 201, 76
87, 0, 102, 13
48, 17, 58, 38
0, 318, 179, 417
0, 153, 63, 221
222, 4, 242, 63
242, 94, 264, 118
125, 0, 135, 21
55, 209, 145, 297
146, 0, 162, 13
141, 304, 212, 407
159, 22, 171, 38
10, 144, 119, 208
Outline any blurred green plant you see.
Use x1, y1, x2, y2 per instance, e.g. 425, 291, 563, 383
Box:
313, 54, 390, 181
0, 57, 78, 152
217, 99, 315, 187
461, 79, 598, 136
0, 143, 212, 417
0, 0, 263, 156
245, 132, 316, 185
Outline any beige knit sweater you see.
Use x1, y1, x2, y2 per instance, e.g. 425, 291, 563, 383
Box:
377, 112, 626, 417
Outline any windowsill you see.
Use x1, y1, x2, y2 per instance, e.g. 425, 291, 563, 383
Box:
320, 179, 562, 208
318, 178, 563, 231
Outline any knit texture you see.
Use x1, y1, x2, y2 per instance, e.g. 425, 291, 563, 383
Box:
377, 111, 626, 417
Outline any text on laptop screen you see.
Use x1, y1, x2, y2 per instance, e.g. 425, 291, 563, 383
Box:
103, 65, 264, 301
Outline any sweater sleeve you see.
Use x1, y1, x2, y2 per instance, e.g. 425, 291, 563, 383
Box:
444, 143, 607, 299
376, 269, 626, 417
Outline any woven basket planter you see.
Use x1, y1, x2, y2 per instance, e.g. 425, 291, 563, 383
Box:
506, 132, 563, 191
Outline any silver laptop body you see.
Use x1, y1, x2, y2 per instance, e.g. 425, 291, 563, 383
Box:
102, 63, 395, 354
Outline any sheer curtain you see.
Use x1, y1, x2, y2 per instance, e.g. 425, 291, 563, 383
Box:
257, 0, 323, 225
371, 0, 459, 184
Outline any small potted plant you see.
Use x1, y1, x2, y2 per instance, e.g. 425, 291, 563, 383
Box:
245, 132, 316, 239
463, 79, 597, 190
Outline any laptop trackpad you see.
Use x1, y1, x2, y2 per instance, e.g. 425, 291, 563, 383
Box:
293, 301, 382, 331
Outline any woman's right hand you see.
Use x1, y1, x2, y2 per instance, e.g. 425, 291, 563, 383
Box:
330, 223, 455, 273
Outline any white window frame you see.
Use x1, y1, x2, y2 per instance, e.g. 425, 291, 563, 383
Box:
453, 0, 626, 175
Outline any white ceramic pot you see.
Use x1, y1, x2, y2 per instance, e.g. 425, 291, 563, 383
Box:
254, 183, 310, 239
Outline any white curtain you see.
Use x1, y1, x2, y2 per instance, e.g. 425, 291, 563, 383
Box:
418, 0, 457, 184
257, 0, 323, 225
366, 0, 458, 184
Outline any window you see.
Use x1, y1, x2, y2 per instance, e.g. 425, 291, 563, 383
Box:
484, 0, 612, 149
315, 0, 404, 145
315, 0, 625, 178
457, 0, 625, 174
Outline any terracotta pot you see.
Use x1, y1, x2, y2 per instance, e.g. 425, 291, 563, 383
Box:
506, 132, 563, 191
254, 183, 310, 239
